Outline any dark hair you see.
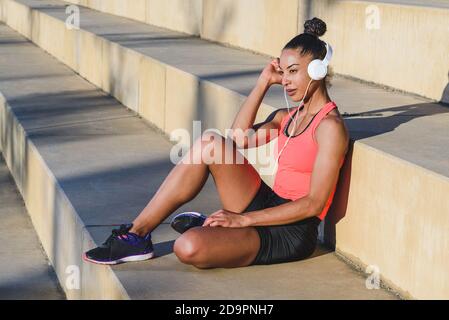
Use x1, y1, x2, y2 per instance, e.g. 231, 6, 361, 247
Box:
283, 17, 327, 61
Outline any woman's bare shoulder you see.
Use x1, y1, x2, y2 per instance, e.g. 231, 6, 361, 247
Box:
322, 108, 346, 128
316, 110, 349, 145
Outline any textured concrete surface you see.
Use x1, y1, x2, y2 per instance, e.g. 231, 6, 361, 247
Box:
2, 0, 448, 178
0, 153, 65, 300
94, 224, 399, 300
359, 0, 449, 9
0, 23, 401, 299
59, 0, 449, 101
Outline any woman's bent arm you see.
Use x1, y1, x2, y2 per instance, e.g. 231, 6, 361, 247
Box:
228, 76, 275, 145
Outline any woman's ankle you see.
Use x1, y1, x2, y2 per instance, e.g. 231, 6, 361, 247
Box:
129, 224, 150, 237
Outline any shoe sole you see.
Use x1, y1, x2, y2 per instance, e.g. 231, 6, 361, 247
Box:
170, 212, 207, 234
171, 211, 206, 221
82, 251, 155, 265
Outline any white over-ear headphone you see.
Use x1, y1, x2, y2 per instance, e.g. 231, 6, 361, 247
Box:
307, 42, 333, 81
273, 41, 333, 173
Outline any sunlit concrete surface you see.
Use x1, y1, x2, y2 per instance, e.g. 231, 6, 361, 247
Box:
59, 0, 449, 102
0, 153, 65, 300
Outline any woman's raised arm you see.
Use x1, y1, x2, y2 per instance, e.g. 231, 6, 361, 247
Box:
228, 58, 283, 148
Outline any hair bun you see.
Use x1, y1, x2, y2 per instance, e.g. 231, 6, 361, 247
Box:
304, 17, 327, 37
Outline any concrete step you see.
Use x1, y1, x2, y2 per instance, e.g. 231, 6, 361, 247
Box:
0, 153, 65, 300
0, 23, 399, 300
59, 0, 449, 102
0, 0, 448, 299
359, 0, 449, 9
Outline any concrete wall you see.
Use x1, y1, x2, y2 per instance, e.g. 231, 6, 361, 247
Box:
65, 0, 202, 35
326, 141, 449, 299
311, 0, 449, 104
63, 0, 449, 102
202, 0, 298, 59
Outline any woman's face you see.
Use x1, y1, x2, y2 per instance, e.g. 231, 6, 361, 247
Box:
278, 48, 315, 102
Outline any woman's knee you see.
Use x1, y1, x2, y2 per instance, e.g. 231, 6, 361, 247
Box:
173, 228, 207, 266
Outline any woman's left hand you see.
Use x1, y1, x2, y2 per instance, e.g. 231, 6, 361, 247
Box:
202, 209, 250, 228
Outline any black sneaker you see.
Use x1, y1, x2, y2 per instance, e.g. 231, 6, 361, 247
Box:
170, 212, 207, 234
83, 224, 154, 265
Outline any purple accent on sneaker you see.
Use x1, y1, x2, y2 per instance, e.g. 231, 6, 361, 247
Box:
118, 232, 148, 246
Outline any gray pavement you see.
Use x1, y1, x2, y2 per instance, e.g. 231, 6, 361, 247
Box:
0, 153, 65, 300
0, 23, 402, 299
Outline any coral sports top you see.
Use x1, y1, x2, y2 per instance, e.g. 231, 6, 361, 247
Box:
272, 101, 345, 221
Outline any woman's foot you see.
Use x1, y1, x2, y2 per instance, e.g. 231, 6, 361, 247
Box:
83, 224, 154, 265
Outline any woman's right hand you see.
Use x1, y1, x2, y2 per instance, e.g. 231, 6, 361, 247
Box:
258, 58, 283, 87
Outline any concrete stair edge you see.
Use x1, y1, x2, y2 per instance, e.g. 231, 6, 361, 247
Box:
0, 92, 130, 299
60, 0, 449, 102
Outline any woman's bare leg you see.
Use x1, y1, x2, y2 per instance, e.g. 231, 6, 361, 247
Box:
130, 131, 262, 236
174, 226, 261, 269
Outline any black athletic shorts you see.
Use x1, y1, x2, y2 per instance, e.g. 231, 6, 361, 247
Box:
242, 179, 321, 265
